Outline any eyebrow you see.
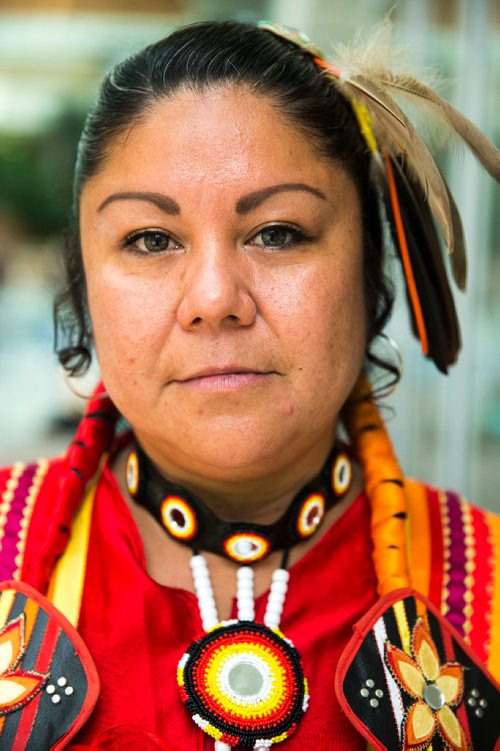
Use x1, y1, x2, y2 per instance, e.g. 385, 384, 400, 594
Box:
235, 183, 327, 214
98, 192, 181, 214
97, 182, 327, 216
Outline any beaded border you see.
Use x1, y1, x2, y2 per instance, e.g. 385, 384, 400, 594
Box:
0, 460, 49, 581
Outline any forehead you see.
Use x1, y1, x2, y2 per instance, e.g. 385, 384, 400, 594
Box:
83, 86, 352, 202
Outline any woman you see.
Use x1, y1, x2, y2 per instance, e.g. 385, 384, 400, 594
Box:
0, 20, 498, 751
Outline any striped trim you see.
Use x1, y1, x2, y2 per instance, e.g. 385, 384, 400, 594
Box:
440, 491, 468, 634
405, 481, 499, 678
0, 461, 49, 581
486, 510, 500, 679
392, 600, 411, 656
11, 605, 59, 746
373, 616, 404, 739
467, 505, 493, 661
460, 500, 475, 641
46, 480, 97, 628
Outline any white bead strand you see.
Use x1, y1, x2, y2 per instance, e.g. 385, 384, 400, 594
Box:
263, 568, 289, 629
214, 742, 232, 751
190, 554, 219, 631
236, 566, 255, 621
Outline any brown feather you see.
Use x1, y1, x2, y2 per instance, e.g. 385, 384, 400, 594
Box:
385, 157, 461, 372
331, 73, 457, 256
443, 180, 467, 291
382, 76, 500, 180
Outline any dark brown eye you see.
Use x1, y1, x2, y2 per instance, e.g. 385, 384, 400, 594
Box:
141, 231, 171, 253
123, 229, 179, 254
252, 225, 308, 250
260, 226, 293, 247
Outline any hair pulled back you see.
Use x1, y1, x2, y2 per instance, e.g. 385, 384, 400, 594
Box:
54, 20, 396, 387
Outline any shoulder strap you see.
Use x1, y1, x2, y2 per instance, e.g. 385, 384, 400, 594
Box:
46, 479, 97, 628
405, 478, 500, 680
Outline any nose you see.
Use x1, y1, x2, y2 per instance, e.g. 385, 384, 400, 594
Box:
176, 242, 257, 330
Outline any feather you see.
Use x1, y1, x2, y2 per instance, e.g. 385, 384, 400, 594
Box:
319, 62, 465, 279
329, 20, 500, 177
385, 156, 461, 372
379, 75, 500, 179
443, 178, 467, 291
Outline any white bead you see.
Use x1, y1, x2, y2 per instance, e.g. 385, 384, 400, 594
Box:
239, 611, 254, 621
272, 569, 289, 583
194, 574, 211, 586
194, 577, 211, 591
237, 566, 253, 580
237, 600, 253, 614
270, 580, 287, 595
267, 600, 284, 613
237, 587, 252, 598
202, 618, 217, 631
190, 555, 207, 571
264, 615, 279, 628
200, 604, 218, 619
198, 592, 215, 608
202, 611, 218, 627
236, 565, 255, 621
237, 600, 253, 612
195, 579, 213, 593
237, 578, 253, 587
268, 591, 285, 604
215, 742, 232, 751
194, 576, 213, 591
190, 553, 220, 627
237, 588, 253, 600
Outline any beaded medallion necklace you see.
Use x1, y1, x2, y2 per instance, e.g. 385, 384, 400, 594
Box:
126, 444, 353, 749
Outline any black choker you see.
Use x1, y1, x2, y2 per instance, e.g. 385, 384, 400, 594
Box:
126, 445, 352, 564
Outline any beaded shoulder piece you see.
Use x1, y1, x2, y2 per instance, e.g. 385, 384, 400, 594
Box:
0, 388, 117, 749
335, 588, 500, 751
0, 579, 99, 749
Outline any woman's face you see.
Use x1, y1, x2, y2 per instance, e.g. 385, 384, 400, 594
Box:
80, 86, 366, 482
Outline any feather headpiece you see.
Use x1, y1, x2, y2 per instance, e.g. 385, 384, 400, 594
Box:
259, 20, 500, 373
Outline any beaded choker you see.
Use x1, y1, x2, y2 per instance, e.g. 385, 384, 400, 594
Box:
126, 444, 352, 564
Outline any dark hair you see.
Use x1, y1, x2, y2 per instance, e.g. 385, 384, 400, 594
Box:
54, 20, 397, 387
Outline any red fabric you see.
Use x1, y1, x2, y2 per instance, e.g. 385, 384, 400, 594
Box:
426, 485, 444, 608
67, 464, 377, 750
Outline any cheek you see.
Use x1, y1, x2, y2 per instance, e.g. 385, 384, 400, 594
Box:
85, 264, 175, 380
273, 252, 367, 401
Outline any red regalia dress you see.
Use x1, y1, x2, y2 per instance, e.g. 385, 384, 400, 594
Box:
0, 391, 498, 750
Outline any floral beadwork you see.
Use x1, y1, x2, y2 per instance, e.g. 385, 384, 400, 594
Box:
0, 614, 48, 715
385, 618, 467, 750
178, 621, 308, 747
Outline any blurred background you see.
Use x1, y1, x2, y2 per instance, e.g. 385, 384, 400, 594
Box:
0, 0, 498, 510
